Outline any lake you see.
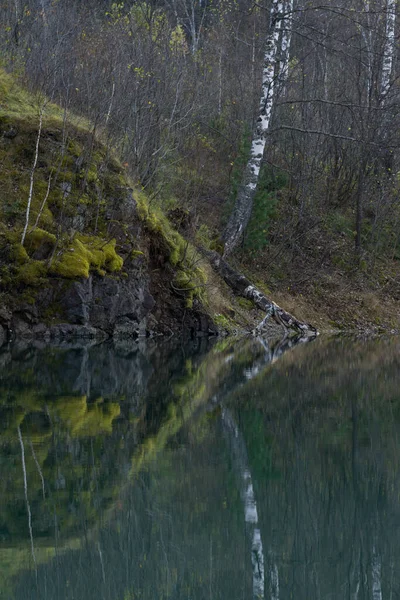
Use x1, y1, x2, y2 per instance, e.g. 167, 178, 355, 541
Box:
0, 334, 399, 599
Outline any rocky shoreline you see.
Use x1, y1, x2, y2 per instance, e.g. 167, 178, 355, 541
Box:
0, 276, 218, 347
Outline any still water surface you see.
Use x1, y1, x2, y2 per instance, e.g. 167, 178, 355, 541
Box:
0, 335, 400, 599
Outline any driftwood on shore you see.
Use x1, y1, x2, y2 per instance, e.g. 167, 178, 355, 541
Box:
202, 249, 317, 337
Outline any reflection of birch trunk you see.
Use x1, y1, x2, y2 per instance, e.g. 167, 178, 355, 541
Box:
371, 544, 382, 600
222, 408, 265, 599
269, 556, 279, 599
29, 439, 46, 499
218, 49, 223, 115
207, 336, 313, 414
350, 401, 362, 600
223, 1, 291, 255
17, 426, 37, 570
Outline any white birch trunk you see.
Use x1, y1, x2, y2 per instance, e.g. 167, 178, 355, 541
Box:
223, 1, 289, 256
278, 0, 294, 87
361, 0, 373, 100
381, 0, 396, 98
21, 108, 44, 246
218, 49, 223, 116
222, 408, 265, 599
30, 171, 52, 233
202, 247, 318, 336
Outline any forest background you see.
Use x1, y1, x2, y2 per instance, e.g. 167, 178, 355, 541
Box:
1, 0, 400, 330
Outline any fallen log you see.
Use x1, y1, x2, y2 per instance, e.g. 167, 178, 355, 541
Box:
202, 249, 317, 337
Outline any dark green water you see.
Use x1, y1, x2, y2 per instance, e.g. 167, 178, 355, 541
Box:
0, 335, 400, 599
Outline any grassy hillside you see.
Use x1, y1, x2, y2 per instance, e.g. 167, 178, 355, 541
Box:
0, 69, 258, 337
0, 70, 127, 284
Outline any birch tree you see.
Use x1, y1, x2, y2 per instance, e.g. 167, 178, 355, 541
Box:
277, 0, 293, 89
381, 0, 397, 98
222, 0, 294, 256
21, 105, 44, 246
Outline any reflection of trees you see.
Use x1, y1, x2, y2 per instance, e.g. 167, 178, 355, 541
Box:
0, 339, 218, 594
0, 334, 307, 599
233, 336, 400, 600
14, 417, 251, 600
222, 407, 265, 600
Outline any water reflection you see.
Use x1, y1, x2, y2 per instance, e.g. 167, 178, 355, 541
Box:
0, 335, 400, 599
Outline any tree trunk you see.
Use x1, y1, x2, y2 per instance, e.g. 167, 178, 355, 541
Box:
21, 108, 43, 246
278, 0, 293, 88
355, 160, 366, 253
202, 248, 317, 336
222, 1, 292, 256
381, 0, 396, 98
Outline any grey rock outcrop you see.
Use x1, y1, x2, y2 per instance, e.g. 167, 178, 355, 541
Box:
0, 324, 6, 348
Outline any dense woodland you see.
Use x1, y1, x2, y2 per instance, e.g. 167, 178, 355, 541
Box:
1, 0, 400, 328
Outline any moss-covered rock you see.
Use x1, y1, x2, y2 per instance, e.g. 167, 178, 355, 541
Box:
16, 260, 48, 286
24, 228, 56, 255
49, 235, 123, 279
0, 68, 225, 339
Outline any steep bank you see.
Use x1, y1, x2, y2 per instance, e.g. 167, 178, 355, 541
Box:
3, 69, 388, 344
0, 70, 228, 344
2, 70, 287, 346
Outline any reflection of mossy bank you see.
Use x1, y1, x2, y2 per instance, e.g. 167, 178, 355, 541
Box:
0, 69, 223, 341
0, 335, 278, 596
0, 337, 265, 600
0, 339, 231, 593
9, 337, 400, 600
129, 336, 271, 476
12, 415, 249, 600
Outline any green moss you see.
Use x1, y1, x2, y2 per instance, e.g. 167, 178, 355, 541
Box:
50, 239, 90, 278
237, 297, 254, 310
195, 223, 213, 249
49, 235, 123, 279
174, 265, 207, 308
214, 313, 235, 332
131, 249, 144, 260
16, 260, 48, 286
11, 242, 29, 265
137, 195, 186, 265
0, 70, 87, 130
24, 228, 56, 253
68, 139, 83, 157
136, 191, 208, 306
174, 269, 191, 287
